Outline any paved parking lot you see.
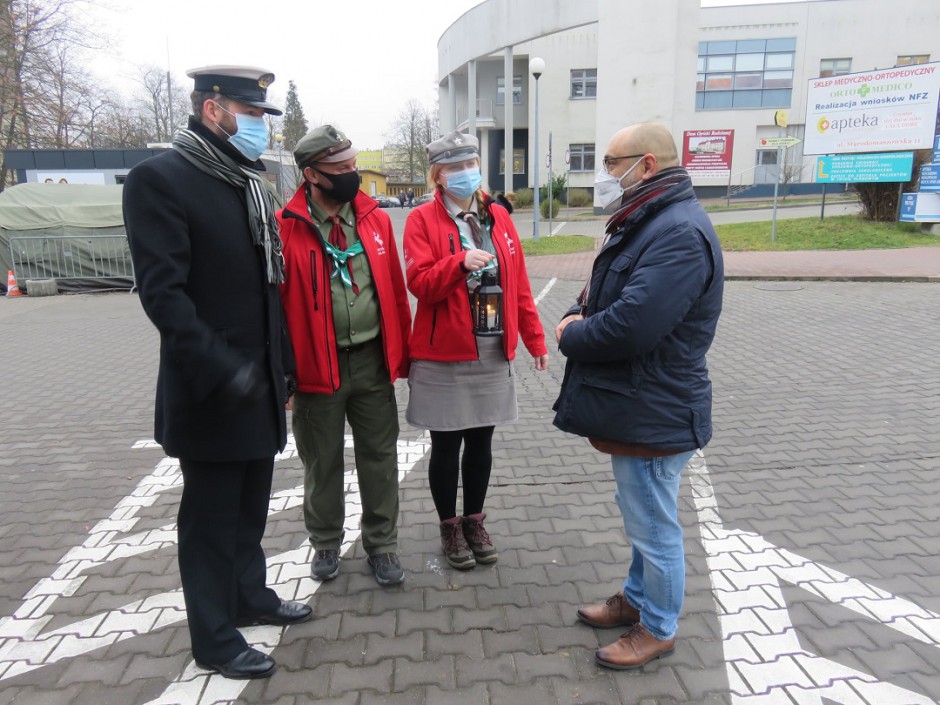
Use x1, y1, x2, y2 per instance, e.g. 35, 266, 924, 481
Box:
1, 274, 939, 704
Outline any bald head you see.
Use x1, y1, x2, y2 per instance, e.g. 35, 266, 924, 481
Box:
608, 123, 680, 171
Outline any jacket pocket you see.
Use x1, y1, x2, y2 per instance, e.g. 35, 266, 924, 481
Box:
608, 252, 635, 273
561, 365, 641, 442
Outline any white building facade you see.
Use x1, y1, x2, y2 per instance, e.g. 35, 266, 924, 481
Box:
437, 0, 939, 202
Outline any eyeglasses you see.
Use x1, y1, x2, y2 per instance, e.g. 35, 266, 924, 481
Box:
602, 153, 645, 169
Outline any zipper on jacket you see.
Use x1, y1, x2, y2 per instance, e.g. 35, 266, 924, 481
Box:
448, 233, 456, 255
429, 310, 437, 347
308, 250, 319, 311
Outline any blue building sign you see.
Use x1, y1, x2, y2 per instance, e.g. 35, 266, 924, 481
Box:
920, 164, 940, 192
816, 152, 914, 183
899, 192, 940, 223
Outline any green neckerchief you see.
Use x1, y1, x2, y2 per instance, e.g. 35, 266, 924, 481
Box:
306, 190, 364, 290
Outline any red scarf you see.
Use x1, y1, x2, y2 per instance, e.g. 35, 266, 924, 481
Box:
578, 167, 689, 310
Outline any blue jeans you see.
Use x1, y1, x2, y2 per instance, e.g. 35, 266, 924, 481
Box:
611, 451, 696, 641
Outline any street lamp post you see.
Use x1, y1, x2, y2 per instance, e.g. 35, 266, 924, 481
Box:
273, 133, 285, 200
529, 57, 545, 242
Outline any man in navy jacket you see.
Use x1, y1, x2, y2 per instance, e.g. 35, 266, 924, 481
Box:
553, 122, 724, 670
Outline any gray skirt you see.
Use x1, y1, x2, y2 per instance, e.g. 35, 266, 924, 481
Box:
406, 335, 518, 431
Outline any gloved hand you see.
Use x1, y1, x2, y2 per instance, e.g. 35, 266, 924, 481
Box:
219, 362, 268, 407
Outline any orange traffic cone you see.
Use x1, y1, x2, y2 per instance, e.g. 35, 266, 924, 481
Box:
6, 270, 23, 297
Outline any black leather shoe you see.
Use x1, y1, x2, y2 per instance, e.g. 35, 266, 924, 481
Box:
196, 647, 277, 679
235, 600, 312, 627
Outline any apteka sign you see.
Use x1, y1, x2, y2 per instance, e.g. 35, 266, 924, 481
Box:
803, 62, 940, 155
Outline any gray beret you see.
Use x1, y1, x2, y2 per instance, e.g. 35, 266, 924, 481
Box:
427, 131, 479, 165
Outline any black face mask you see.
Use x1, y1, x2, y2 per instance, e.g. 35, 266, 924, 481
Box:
314, 168, 360, 203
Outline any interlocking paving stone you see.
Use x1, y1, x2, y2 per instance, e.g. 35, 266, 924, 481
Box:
393, 655, 455, 691
3, 280, 940, 703
424, 683, 488, 705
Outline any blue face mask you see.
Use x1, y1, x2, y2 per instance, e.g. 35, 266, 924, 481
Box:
445, 167, 483, 200
216, 104, 269, 161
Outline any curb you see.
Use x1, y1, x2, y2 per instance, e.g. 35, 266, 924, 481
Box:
725, 275, 940, 283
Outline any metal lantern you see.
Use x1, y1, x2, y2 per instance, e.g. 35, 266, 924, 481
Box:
471, 272, 503, 336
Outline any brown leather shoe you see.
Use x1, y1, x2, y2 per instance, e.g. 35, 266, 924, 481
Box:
576, 591, 640, 628
595, 623, 676, 670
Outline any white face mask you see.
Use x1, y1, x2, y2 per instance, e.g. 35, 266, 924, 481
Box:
594, 158, 644, 213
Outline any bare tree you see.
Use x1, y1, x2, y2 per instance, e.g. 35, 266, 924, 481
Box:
30, 41, 93, 147
0, 0, 99, 186
856, 148, 933, 221
385, 100, 439, 182
134, 65, 188, 144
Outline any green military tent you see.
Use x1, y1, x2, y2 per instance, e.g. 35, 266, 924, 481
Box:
0, 183, 131, 293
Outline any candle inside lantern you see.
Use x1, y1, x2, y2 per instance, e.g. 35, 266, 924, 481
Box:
471, 272, 503, 336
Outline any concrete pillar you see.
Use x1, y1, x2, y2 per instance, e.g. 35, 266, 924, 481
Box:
468, 60, 477, 137
504, 46, 514, 196
447, 74, 457, 133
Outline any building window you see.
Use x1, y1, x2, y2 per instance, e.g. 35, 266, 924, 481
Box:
570, 69, 597, 99
897, 54, 930, 66
696, 38, 796, 110
499, 148, 525, 174
568, 144, 595, 172
496, 76, 522, 105
819, 58, 851, 77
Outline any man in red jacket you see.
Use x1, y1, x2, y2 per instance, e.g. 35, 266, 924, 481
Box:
277, 125, 412, 586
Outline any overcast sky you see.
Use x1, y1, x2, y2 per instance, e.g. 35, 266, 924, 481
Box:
86, 0, 814, 149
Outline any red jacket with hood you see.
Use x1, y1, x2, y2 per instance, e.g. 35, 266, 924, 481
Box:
403, 190, 547, 362
278, 189, 411, 394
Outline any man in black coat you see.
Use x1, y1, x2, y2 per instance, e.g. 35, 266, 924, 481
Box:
123, 65, 311, 680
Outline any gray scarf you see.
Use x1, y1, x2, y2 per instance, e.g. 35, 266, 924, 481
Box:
172, 128, 285, 285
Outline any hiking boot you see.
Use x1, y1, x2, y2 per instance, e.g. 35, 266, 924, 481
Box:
595, 623, 676, 670
461, 512, 498, 564
311, 549, 339, 581
367, 552, 404, 586
439, 517, 476, 570
577, 591, 640, 629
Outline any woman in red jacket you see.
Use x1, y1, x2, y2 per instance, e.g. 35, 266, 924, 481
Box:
403, 131, 548, 570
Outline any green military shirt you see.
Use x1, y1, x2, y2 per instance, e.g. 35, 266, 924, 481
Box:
306, 195, 381, 348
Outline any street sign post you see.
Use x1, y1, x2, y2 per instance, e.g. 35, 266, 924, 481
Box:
767, 135, 801, 241
759, 136, 802, 149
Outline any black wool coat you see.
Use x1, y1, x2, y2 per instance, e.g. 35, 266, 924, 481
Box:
123, 118, 293, 462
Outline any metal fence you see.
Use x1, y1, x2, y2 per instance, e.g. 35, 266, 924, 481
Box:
8, 234, 135, 290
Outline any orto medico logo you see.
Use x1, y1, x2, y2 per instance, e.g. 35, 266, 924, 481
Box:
817, 117, 830, 133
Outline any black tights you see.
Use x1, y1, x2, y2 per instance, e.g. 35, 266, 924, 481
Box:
428, 426, 495, 521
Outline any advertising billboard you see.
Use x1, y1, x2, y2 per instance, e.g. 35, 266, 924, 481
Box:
804, 62, 940, 155
682, 129, 734, 180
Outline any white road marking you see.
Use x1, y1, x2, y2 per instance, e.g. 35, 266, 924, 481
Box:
533, 277, 557, 306
689, 451, 940, 704
0, 433, 430, 705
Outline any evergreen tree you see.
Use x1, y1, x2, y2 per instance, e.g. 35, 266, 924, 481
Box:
281, 80, 308, 152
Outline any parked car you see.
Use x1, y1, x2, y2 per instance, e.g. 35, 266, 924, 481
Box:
415, 192, 434, 205
373, 194, 397, 208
